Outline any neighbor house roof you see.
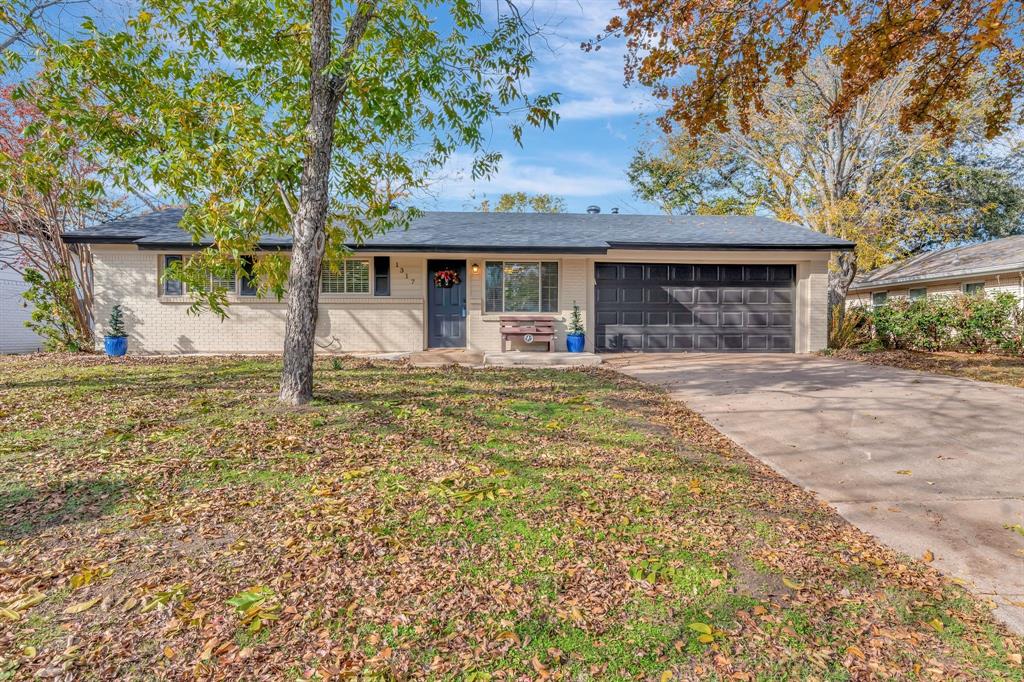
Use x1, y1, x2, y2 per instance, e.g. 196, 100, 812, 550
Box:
63, 207, 854, 253
849, 235, 1024, 291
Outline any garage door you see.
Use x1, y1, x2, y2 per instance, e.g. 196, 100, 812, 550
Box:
595, 263, 795, 352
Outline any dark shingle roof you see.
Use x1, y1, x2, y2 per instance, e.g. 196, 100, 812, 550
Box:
850, 236, 1024, 290
63, 207, 853, 252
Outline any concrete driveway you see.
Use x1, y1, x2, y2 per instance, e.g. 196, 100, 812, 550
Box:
608, 353, 1024, 633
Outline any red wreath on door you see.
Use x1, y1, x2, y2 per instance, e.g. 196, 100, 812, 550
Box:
433, 268, 461, 288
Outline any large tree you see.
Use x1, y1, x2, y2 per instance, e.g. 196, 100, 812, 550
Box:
596, 0, 1023, 140
628, 60, 1024, 307
32, 0, 557, 404
0, 85, 133, 348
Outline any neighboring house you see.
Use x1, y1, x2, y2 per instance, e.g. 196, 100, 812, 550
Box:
849, 235, 1024, 308
0, 234, 44, 353
62, 208, 852, 354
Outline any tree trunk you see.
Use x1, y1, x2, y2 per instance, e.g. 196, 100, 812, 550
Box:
827, 250, 857, 330
279, 0, 372, 405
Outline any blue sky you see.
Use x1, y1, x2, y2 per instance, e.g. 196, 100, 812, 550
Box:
419, 0, 663, 215
17, 0, 664, 215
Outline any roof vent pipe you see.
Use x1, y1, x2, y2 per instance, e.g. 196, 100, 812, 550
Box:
586, 205, 601, 214
610, 207, 619, 214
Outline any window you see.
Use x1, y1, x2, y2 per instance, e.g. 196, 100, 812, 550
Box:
204, 269, 237, 293
963, 281, 985, 296
321, 259, 370, 294
373, 256, 390, 296
162, 255, 183, 296
239, 256, 259, 297
484, 261, 558, 313
909, 287, 927, 301
871, 291, 888, 308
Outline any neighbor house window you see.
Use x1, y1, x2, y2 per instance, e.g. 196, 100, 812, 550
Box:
909, 287, 927, 301
162, 255, 183, 296
963, 282, 985, 296
321, 259, 370, 294
484, 261, 558, 313
871, 292, 888, 308
239, 256, 259, 297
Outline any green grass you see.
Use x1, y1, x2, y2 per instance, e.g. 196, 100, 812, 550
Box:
0, 354, 1019, 680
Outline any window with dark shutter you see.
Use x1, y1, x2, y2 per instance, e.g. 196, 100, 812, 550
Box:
374, 256, 390, 296
162, 255, 183, 296
240, 256, 259, 297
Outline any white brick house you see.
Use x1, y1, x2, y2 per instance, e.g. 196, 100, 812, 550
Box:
64, 209, 852, 355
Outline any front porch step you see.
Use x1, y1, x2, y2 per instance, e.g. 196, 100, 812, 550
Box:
483, 351, 602, 367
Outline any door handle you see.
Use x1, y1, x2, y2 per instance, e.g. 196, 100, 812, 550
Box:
461, 307, 466, 318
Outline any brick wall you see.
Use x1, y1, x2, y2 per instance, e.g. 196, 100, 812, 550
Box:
93, 246, 837, 355
92, 248, 423, 353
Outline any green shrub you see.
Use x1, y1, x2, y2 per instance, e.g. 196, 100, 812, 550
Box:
869, 298, 914, 349
951, 292, 1020, 353
107, 304, 127, 337
21, 268, 89, 352
864, 292, 1023, 355
904, 296, 957, 351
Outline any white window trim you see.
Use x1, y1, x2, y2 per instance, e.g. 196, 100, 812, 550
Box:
484, 260, 559, 314
871, 291, 888, 308
320, 259, 372, 296
909, 287, 927, 301
962, 281, 985, 295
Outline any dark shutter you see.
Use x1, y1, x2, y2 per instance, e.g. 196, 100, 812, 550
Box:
239, 256, 258, 296
162, 255, 183, 296
373, 256, 390, 296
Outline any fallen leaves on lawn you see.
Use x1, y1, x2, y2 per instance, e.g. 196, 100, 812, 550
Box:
63, 596, 101, 614
0, 354, 1017, 680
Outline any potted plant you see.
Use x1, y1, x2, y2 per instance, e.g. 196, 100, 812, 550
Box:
566, 302, 585, 352
104, 304, 128, 357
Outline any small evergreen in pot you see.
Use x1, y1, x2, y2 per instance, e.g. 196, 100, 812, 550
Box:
103, 304, 128, 357
566, 302, 585, 353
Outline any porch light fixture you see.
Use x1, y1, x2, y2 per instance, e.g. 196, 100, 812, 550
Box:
471, 263, 480, 274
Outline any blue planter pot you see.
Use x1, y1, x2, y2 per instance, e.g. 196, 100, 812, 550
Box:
104, 335, 128, 357
566, 333, 585, 353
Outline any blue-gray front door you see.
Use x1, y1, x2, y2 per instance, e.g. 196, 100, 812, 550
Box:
427, 260, 466, 348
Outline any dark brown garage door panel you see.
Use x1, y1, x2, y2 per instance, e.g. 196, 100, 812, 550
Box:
595, 263, 795, 353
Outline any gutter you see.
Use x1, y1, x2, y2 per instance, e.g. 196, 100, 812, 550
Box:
604, 241, 853, 251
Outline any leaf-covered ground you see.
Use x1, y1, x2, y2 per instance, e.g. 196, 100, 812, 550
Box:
0, 355, 1020, 681
831, 349, 1024, 388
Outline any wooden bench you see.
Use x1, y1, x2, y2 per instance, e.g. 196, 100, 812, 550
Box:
499, 316, 556, 352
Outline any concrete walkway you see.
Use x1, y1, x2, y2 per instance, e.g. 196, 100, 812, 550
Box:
383, 349, 602, 368
608, 353, 1024, 633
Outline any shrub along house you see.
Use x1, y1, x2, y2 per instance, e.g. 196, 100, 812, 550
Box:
849, 235, 1024, 308
62, 208, 852, 355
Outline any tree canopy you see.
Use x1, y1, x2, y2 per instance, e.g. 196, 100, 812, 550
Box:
627, 59, 1024, 303
29, 0, 557, 311
28, 0, 558, 402
596, 0, 1023, 140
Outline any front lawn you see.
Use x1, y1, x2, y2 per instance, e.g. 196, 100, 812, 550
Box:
832, 349, 1024, 388
0, 356, 1020, 680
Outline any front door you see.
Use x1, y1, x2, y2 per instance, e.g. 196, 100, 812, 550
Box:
427, 260, 467, 348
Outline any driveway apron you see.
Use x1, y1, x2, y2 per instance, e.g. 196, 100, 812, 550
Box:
609, 353, 1024, 634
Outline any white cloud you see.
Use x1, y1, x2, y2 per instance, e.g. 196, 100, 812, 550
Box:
425, 152, 631, 200
558, 94, 657, 120
508, 0, 658, 121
